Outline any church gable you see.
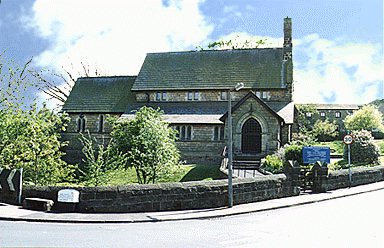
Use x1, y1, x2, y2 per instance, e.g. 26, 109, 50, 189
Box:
220, 91, 285, 124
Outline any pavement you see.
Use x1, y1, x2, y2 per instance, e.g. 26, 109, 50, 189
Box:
1, 181, 384, 224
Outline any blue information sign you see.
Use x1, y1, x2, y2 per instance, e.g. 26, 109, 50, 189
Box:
302, 146, 330, 164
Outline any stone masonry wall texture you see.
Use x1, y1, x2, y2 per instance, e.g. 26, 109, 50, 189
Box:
22, 175, 297, 213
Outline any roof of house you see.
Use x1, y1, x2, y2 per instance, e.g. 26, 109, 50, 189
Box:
124, 101, 228, 115
124, 93, 293, 124
301, 104, 360, 110
120, 114, 223, 124
132, 48, 285, 91
62, 76, 136, 113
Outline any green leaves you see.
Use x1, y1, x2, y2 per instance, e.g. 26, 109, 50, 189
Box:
79, 131, 127, 186
312, 119, 339, 142
0, 57, 74, 185
110, 107, 180, 184
0, 106, 74, 185
344, 105, 384, 132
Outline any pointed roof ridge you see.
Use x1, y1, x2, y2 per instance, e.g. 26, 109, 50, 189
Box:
220, 91, 285, 123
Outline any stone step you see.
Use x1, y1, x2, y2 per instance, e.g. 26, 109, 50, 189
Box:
233, 160, 261, 169
23, 197, 54, 212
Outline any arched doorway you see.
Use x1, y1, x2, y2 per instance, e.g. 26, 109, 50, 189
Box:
241, 118, 262, 154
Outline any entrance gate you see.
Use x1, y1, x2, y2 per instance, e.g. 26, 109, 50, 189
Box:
241, 118, 261, 154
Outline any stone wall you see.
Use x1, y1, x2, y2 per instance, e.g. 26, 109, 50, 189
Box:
232, 97, 281, 154
322, 166, 384, 191
22, 175, 298, 213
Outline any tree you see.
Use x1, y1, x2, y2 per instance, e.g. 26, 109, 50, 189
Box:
0, 56, 75, 185
292, 104, 318, 144
197, 35, 267, 50
31, 62, 103, 106
344, 130, 380, 165
110, 107, 180, 184
344, 105, 384, 132
79, 132, 127, 186
311, 119, 339, 142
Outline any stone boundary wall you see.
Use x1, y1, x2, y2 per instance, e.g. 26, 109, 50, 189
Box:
22, 175, 298, 213
322, 165, 384, 191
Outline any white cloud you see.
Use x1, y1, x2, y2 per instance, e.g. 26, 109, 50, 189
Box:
214, 32, 383, 104
25, 0, 213, 76
294, 34, 383, 104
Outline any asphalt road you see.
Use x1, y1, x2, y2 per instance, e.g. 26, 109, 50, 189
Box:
1, 189, 383, 248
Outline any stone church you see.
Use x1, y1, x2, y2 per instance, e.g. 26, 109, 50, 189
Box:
61, 17, 356, 165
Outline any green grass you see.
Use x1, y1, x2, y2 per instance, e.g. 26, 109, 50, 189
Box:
373, 139, 384, 155
179, 164, 227, 182
315, 141, 344, 155
101, 164, 226, 186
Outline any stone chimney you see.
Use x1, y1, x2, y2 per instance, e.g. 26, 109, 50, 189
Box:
283, 17, 292, 60
283, 17, 293, 101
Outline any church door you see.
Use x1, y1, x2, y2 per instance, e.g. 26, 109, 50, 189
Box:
241, 118, 262, 154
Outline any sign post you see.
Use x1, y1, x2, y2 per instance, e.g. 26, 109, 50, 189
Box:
0, 168, 23, 204
343, 134, 354, 187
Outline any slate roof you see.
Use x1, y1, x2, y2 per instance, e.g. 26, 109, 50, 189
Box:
132, 48, 285, 91
298, 104, 360, 110
124, 94, 293, 124
62, 76, 136, 113
124, 101, 228, 115
121, 114, 223, 124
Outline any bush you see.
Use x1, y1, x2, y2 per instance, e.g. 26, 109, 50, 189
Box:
262, 155, 284, 174
284, 144, 303, 164
110, 106, 181, 184
344, 130, 380, 165
312, 119, 338, 141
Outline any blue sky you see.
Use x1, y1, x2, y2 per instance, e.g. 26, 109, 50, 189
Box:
0, 0, 383, 106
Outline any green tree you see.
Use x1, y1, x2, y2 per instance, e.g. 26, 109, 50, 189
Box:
0, 56, 74, 185
311, 119, 339, 142
344, 130, 380, 165
79, 132, 127, 186
197, 35, 267, 50
344, 105, 384, 132
110, 107, 181, 184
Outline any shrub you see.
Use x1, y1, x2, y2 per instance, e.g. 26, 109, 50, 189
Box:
344, 105, 384, 132
284, 144, 303, 164
344, 130, 380, 165
312, 119, 338, 141
262, 155, 284, 174
110, 106, 181, 184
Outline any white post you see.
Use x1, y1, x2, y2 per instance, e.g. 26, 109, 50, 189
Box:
348, 143, 351, 187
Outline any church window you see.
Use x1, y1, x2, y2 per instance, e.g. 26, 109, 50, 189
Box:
187, 92, 193, 100
186, 126, 192, 140
187, 91, 200, 101
155, 92, 167, 101
220, 91, 228, 101
320, 112, 326, 118
256, 92, 261, 98
175, 126, 180, 139
98, 115, 104, 133
194, 91, 199, 100
335, 111, 341, 118
213, 126, 225, 141
156, 92, 161, 101
175, 125, 193, 141
261, 91, 271, 100
77, 115, 86, 133
306, 112, 312, 118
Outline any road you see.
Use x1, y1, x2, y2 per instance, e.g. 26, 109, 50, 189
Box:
1, 189, 384, 248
